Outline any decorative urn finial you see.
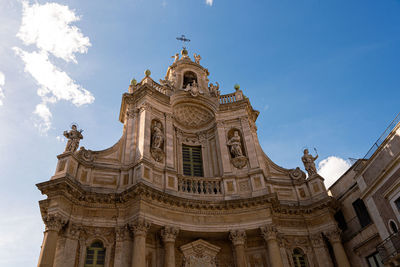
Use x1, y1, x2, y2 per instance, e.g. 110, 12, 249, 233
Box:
130, 78, 137, 86
145, 69, 151, 77
234, 84, 240, 91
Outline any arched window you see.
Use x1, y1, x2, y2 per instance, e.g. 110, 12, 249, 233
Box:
389, 220, 398, 234
85, 241, 106, 267
183, 71, 197, 88
292, 248, 308, 267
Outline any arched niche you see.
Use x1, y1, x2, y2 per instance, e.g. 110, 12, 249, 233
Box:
183, 71, 197, 88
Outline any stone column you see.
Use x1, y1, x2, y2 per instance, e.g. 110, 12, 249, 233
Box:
326, 230, 350, 267
260, 225, 284, 267
161, 226, 179, 267
229, 230, 247, 267
53, 223, 81, 267
114, 225, 131, 267
129, 218, 151, 267
37, 215, 67, 267
310, 233, 334, 267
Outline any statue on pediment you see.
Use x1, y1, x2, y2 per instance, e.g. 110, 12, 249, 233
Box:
172, 53, 179, 63
208, 82, 220, 97
194, 53, 202, 64
302, 148, 318, 177
63, 124, 83, 152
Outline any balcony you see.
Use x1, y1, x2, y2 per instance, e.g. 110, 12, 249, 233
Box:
377, 232, 400, 265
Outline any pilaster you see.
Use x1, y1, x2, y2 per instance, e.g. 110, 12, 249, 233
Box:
38, 214, 67, 267
129, 218, 151, 267
229, 230, 247, 267
326, 229, 350, 267
161, 226, 179, 267
260, 225, 284, 267
216, 121, 232, 174
310, 233, 333, 267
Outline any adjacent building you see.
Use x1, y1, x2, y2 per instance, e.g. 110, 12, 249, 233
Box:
329, 114, 400, 267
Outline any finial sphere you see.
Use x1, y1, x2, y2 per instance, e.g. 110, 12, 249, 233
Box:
145, 69, 151, 77
234, 84, 240, 90
130, 78, 137, 86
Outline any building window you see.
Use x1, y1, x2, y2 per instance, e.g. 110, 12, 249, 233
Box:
334, 210, 348, 231
395, 197, 400, 212
352, 198, 372, 228
292, 248, 308, 267
182, 145, 203, 177
389, 220, 398, 234
85, 241, 106, 267
366, 252, 384, 267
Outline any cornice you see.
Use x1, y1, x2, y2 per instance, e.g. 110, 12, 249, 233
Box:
37, 177, 336, 215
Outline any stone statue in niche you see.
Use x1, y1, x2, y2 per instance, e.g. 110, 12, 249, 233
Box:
208, 82, 220, 97
227, 130, 247, 169
193, 53, 202, 64
151, 120, 164, 162
63, 124, 83, 152
302, 148, 318, 177
184, 80, 204, 97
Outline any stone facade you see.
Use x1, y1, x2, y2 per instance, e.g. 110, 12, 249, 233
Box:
329, 116, 400, 267
36, 49, 348, 267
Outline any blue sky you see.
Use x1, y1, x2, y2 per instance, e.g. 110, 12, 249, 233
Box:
0, 0, 399, 265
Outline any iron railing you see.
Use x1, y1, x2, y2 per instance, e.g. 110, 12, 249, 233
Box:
377, 231, 400, 263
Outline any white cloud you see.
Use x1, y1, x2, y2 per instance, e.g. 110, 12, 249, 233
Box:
14, 1, 94, 133
318, 156, 351, 188
13, 49, 94, 106
206, 0, 213, 6
17, 1, 91, 63
0, 72, 5, 106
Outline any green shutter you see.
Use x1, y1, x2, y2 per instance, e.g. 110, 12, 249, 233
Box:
182, 145, 203, 177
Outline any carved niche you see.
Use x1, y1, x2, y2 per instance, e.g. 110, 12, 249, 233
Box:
180, 239, 221, 267
150, 119, 164, 162
226, 128, 247, 169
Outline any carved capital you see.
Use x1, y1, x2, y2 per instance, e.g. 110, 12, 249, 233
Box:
126, 108, 137, 119
310, 233, 324, 248
138, 102, 151, 113
66, 223, 82, 240
129, 218, 151, 237
325, 229, 342, 243
229, 230, 246, 246
260, 225, 278, 241
43, 214, 67, 232
161, 226, 179, 243
115, 224, 130, 242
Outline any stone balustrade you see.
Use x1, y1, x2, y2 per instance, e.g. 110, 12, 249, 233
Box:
178, 177, 222, 195
219, 93, 237, 104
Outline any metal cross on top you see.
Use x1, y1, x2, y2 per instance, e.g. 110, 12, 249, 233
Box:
176, 34, 191, 49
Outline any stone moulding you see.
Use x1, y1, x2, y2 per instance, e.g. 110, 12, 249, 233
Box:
36, 176, 336, 216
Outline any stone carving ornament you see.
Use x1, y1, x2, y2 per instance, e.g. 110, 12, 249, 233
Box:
173, 104, 214, 128
184, 80, 204, 97
181, 239, 220, 267
193, 53, 202, 64
63, 124, 83, 152
208, 82, 220, 97
151, 120, 164, 162
301, 149, 318, 177
227, 130, 247, 169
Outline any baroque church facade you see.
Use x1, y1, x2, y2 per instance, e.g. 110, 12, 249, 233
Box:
36, 48, 351, 267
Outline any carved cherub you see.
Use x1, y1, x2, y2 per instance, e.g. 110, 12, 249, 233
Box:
194, 53, 202, 64
171, 53, 179, 63
209, 82, 220, 96
63, 124, 83, 152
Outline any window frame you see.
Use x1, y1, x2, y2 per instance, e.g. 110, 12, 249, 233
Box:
352, 198, 372, 228
182, 144, 203, 177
